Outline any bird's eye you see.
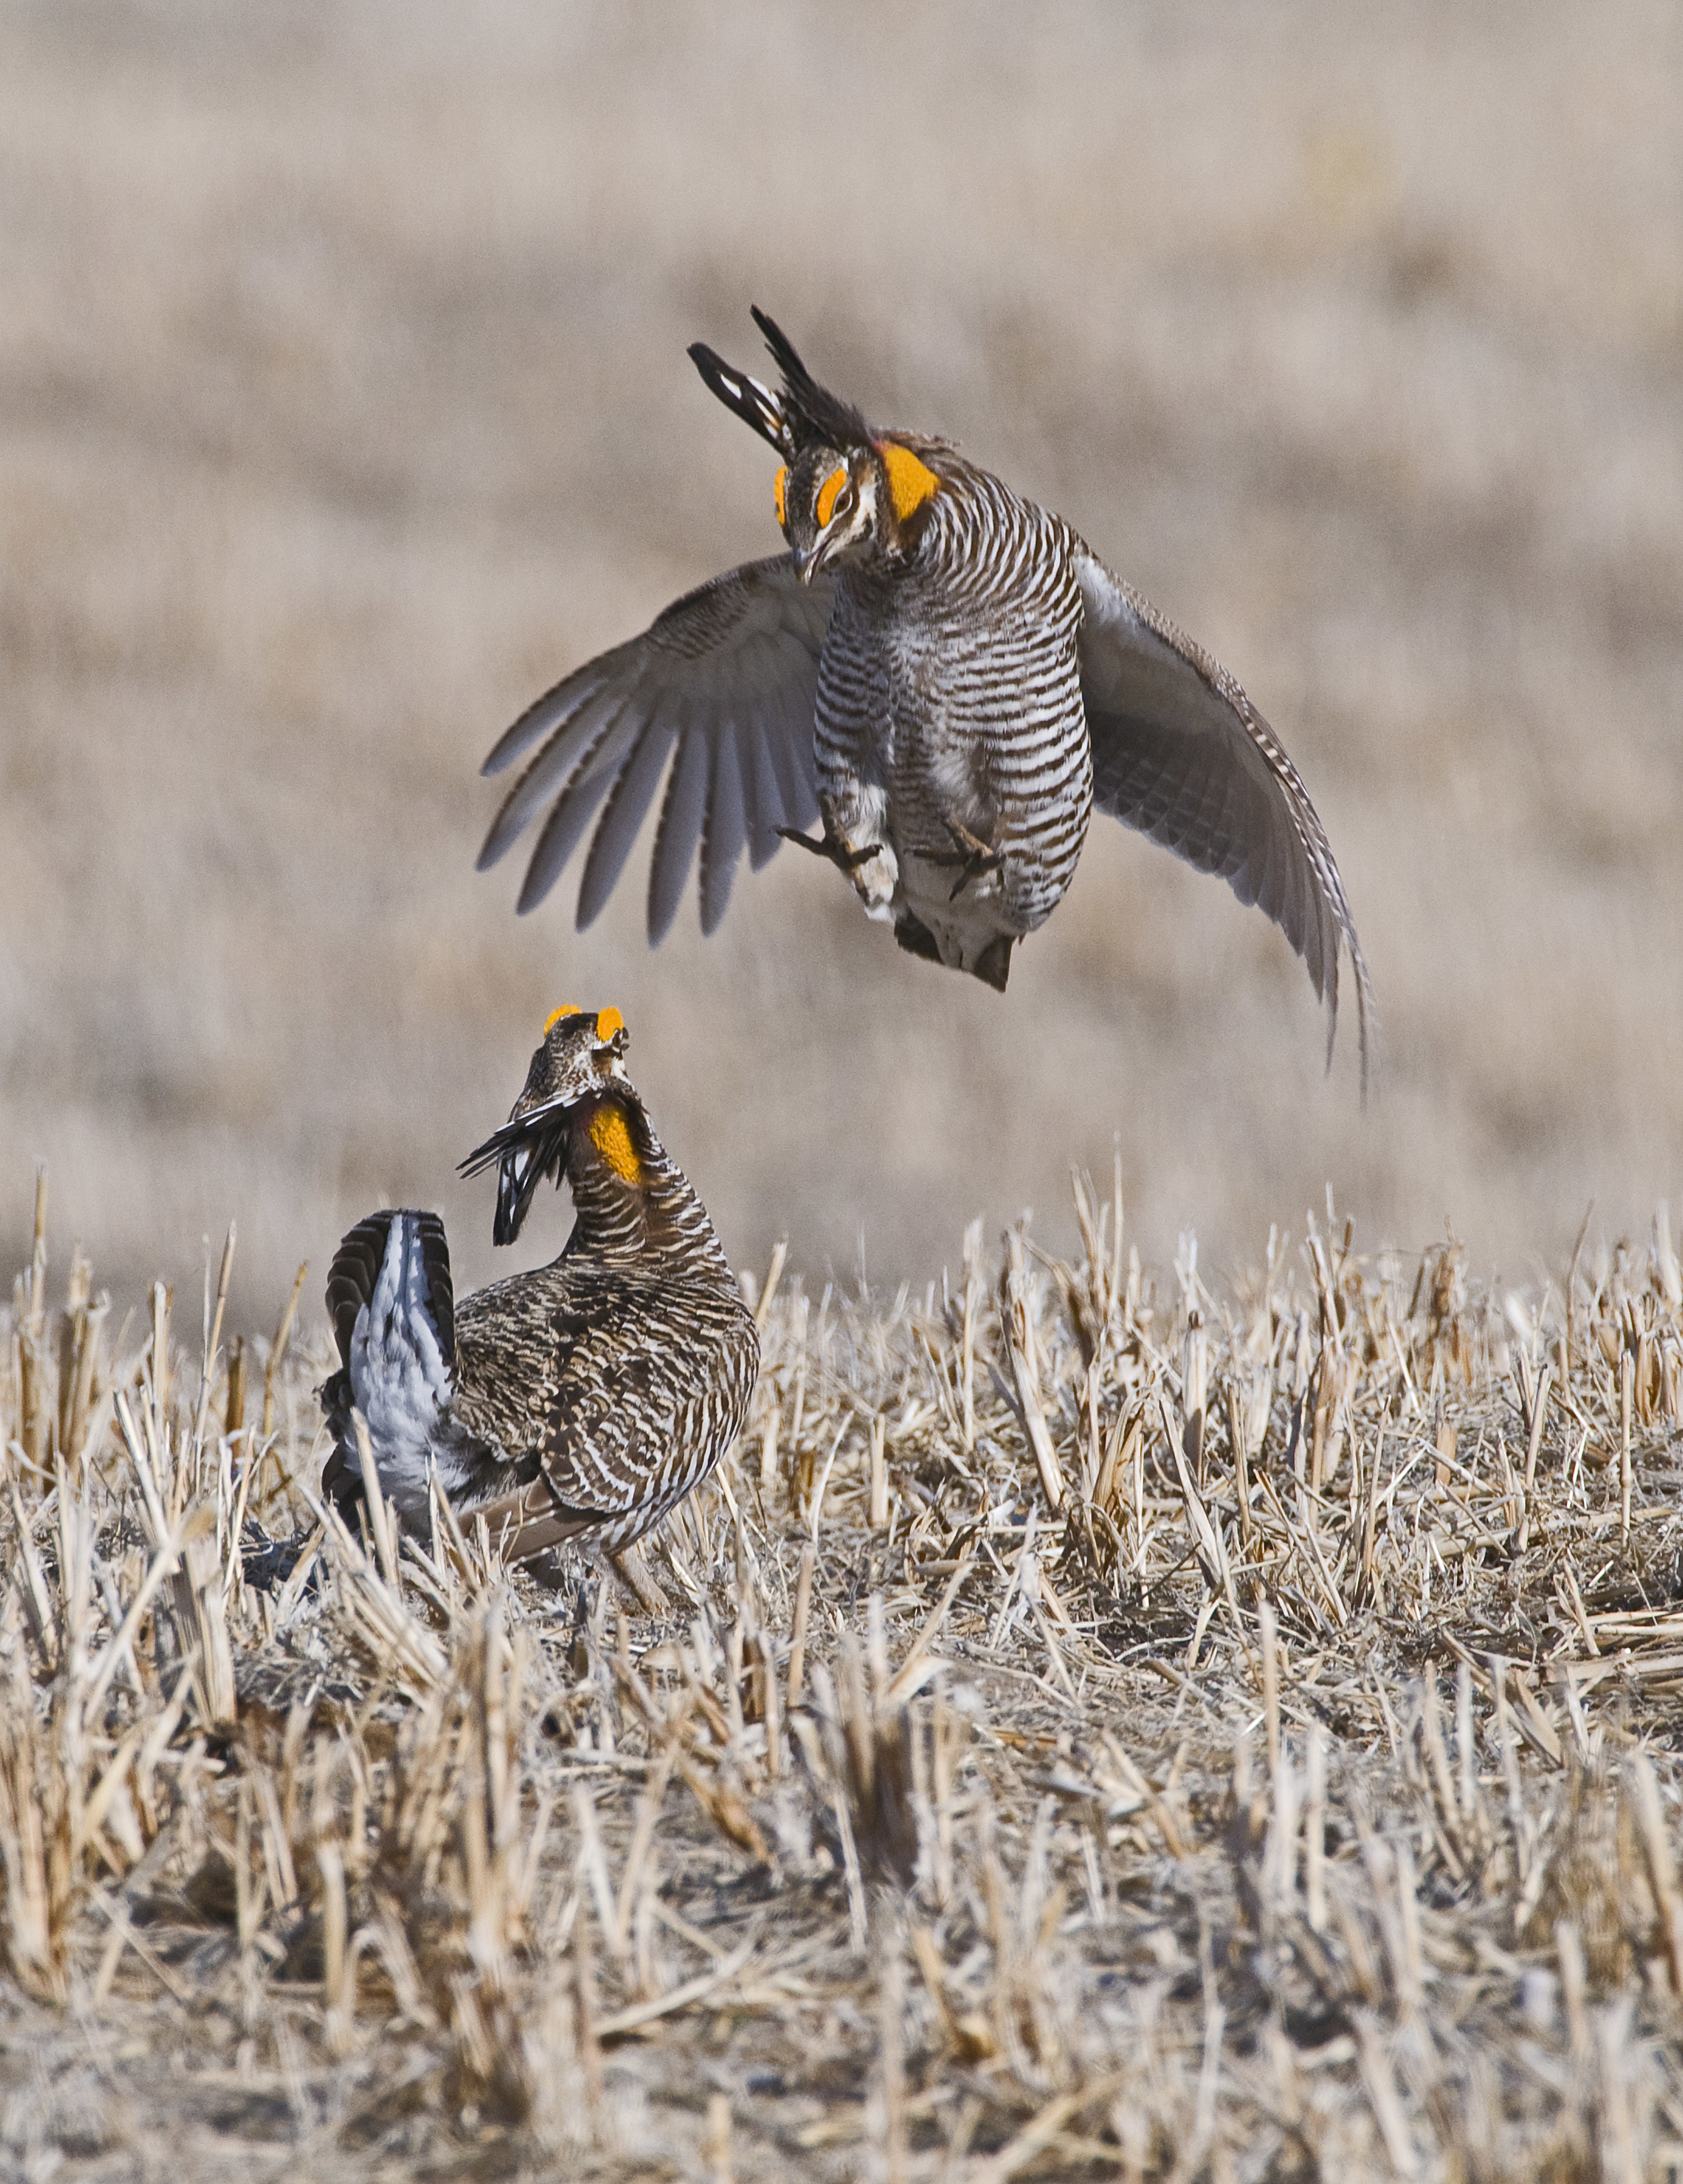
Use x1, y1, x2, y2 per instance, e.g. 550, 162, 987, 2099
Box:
833, 484, 856, 521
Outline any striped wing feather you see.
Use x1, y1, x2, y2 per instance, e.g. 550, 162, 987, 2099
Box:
479, 557, 833, 939
449, 1272, 755, 1558
1074, 549, 1373, 1080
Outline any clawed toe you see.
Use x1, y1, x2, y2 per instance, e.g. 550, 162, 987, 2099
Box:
777, 825, 883, 873
929, 817, 1004, 900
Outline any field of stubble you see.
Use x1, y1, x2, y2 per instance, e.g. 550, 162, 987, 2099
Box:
3, 1183, 1683, 2178
2, 2, 1681, 1320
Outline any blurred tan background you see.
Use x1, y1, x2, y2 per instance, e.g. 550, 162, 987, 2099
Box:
3, 1, 1681, 1327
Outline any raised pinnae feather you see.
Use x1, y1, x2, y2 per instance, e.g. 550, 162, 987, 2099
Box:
457, 1104, 572, 1247
687, 342, 793, 457
748, 306, 872, 452
494, 1134, 557, 1246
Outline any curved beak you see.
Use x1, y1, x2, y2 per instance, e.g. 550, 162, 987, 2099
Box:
792, 538, 835, 587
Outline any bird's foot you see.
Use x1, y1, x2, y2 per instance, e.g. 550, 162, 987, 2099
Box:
777, 824, 882, 874
609, 1543, 673, 1617
928, 817, 1005, 900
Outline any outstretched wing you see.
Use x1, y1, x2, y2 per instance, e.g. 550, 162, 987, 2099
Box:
479, 557, 834, 940
1074, 548, 1373, 1082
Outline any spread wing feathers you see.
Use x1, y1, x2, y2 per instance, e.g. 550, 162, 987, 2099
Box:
326, 1210, 454, 1370
458, 1108, 571, 1249
477, 558, 833, 939
1074, 549, 1373, 1083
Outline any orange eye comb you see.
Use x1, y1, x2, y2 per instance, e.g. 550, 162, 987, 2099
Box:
773, 465, 788, 528
815, 464, 847, 528
595, 1006, 625, 1041
542, 1003, 582, 1034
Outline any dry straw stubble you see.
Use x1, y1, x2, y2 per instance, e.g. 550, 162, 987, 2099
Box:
2, 1176, 1682, 2178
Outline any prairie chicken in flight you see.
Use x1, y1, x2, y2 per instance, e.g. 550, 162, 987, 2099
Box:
480, 310, 1372, 1061
319, 1005, 758, 1563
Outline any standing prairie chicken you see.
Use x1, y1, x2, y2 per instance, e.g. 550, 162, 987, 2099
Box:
319, 1005, 758, 1563
479, 308, 1372, 1061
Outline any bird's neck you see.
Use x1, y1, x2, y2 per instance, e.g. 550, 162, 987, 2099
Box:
564, 1092, 729, 1275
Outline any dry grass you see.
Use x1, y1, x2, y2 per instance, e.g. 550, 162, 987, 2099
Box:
3, 1, 1682, 1315
4, 1171, 1683, 2180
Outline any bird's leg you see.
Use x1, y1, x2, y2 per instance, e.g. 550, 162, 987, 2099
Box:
609, 1543, 672, 1617
929, 815, 1005, 900
776, 823, 882, 873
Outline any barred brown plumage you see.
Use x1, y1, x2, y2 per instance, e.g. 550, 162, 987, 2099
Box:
480, 308, 1373, 1073
318, 1005, 758, 1564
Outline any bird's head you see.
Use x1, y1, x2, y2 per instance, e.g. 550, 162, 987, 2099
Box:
775, 443, 876, 580
774, 438, 944, 582
689, 307, 942, 582
518, 1002, 632, 1111
459, 1004, 641, 1245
